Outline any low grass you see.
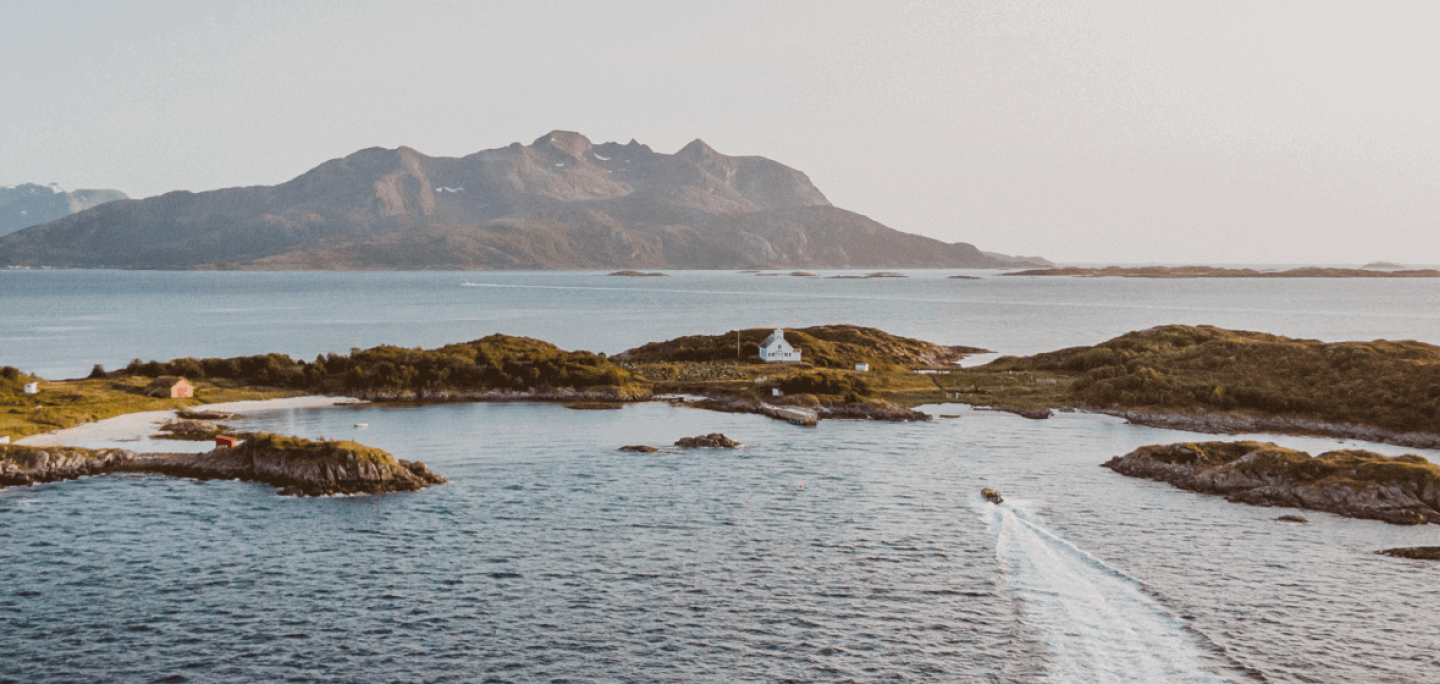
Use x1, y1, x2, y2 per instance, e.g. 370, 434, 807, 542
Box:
233, 432, 394, 466
620, 324, 982, 371
1000, 324, 1440, 433
0, 373, 301, 441
620, 356, 1073, 410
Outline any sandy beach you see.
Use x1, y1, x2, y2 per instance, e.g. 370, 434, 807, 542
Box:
15, 396, 362, 453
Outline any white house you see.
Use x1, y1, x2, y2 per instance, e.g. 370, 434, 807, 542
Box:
23, 382, 39, 394
758, 329, 802, 363
854, 363, 870, 372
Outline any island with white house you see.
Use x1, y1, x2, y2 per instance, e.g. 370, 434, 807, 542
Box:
758, 329, 802, 363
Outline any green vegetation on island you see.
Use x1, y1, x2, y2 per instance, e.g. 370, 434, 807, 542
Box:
229, 432, 394, 466
117, 334, 643, 396
1, 366, 302, 440
8, 323, 1440, 440
621, 324, 984, 371
996, 325, 1440, 435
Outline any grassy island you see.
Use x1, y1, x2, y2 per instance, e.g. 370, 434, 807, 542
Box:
115, 334, 642, 397
7, 323, 1439, 439
994, 325, 1440, 437
2, 335, 644, 441
616, 325, 994, 417
1, 366, 303, 440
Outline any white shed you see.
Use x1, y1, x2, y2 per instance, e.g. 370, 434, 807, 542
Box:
758, 329, 802, 363
23, 382, 39, 394
854, 363, 870, 372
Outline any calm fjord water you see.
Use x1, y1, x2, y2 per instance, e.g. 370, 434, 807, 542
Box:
3, 269, 1439, 379
3, 270, 1439, 683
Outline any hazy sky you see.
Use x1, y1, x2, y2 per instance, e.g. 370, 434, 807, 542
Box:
3, 1, 1437, 264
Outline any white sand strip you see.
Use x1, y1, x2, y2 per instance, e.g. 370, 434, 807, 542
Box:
15, 396, 362, 453
198, 396, 362, 415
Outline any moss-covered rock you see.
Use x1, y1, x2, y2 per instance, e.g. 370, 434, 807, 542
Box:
0, 434, 446, 497
1103, 441, 1440, 525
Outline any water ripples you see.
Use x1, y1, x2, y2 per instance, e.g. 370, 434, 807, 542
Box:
3, 402, 1438, 682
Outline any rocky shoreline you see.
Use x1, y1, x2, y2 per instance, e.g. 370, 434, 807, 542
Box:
1091, 407, 1440, 450
346, 388, 649, 403
1, 443, 445, 497
351, 387, 932, 425
684, 396, 930, 423
1102, 442, 1440, 525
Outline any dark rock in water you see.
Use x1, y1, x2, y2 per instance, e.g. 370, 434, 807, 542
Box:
1276, 515, 1309, 523
1377, 546, 1440, 560
159, 418, 229, 439
999, 408, 1052, 420
619, 445, 658, 453
564, 401, 625, 410
675, 433, 739, 449
177, 409, 238, 420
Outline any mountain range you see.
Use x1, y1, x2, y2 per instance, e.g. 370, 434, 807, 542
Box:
0, 132, 1049, 270
0, 184, 128, 238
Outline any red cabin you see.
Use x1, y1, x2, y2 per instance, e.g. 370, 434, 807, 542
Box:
145, 376, 194, 399
215, 435, 238, 448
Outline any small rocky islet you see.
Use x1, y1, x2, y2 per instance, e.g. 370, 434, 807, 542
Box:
618, 433, 740, 452
1376, 547, 1440, 560
0, 434, 445, 497
1102, 441, 1440, 525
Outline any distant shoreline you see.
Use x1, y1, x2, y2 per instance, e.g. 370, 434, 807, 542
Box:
1002, 265, 1440, 278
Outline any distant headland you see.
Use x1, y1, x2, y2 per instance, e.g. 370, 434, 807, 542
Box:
1003, 265, 1440, 278
0, 132, 1049, 271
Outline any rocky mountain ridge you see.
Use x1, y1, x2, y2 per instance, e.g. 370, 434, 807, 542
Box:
0, 132, 1047, 270
0, 183, 128, 237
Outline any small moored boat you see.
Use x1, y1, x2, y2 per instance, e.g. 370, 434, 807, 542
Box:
354, 423, 368, 428
982, 488, 1003, 504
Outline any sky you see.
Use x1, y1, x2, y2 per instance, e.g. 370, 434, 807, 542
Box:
3, 0, 1438, 264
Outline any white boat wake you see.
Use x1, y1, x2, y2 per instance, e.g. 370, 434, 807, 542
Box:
981, 500, 1242, 683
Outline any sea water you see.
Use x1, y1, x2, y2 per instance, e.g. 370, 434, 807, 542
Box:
4, 269, 1440, 379
2, 270, 1439, 682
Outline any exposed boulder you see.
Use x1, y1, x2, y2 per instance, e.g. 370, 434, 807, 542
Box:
995, 407, 1052, 420
1376, 547, 1440, 560
675, 433, 740, 449
618, 445, 659, 453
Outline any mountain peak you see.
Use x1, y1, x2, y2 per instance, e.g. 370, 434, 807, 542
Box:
676, 138, 721, 160
532, 130, 593, 159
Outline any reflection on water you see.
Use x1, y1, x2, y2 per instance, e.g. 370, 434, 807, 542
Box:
3, 401, 1436, 683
